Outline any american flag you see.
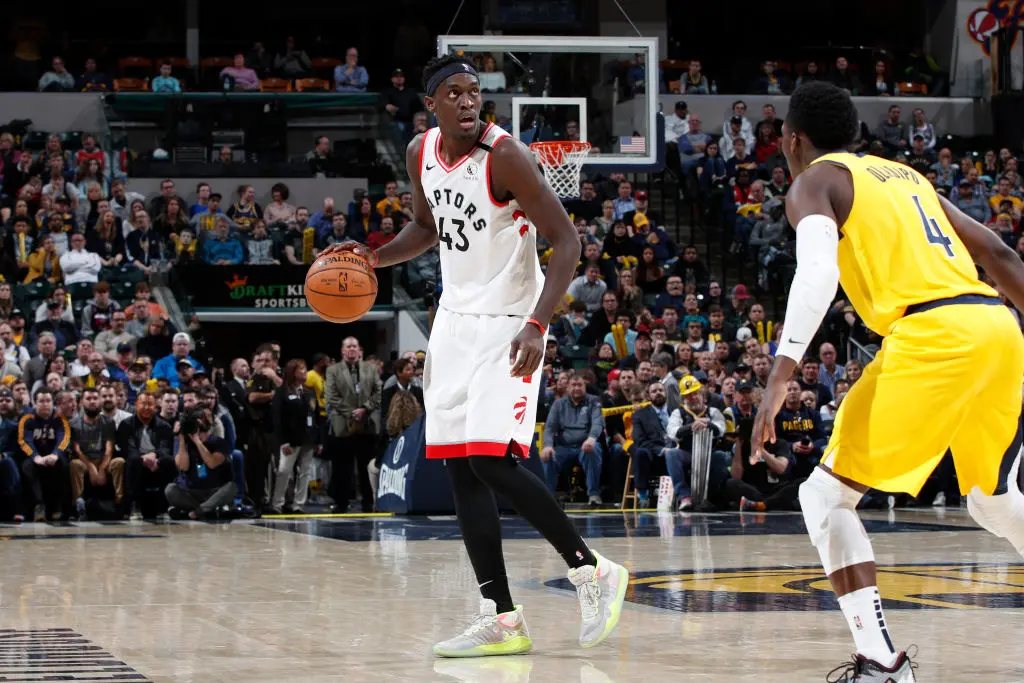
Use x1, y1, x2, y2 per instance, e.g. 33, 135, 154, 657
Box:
620, 136, 646, 153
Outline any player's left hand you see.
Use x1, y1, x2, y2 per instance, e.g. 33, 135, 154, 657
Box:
509, 324, 544, 378
751, 376, 787, 465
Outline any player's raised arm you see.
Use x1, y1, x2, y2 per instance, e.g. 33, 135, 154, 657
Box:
321, 134, 439, 267
938, 193, 1024, 312
490, 137, 582, 377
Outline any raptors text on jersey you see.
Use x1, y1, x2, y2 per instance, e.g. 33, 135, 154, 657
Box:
418, 123, 545, 316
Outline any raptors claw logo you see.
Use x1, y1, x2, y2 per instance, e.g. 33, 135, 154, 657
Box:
513, 396, 528, 424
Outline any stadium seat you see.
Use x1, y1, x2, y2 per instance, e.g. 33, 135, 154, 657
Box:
67, 282, 95, 302
668, 80, 681, 94
295, 78, 330, 92
22, 131, 49, 152
311, 57, 341, 81
118, 57, 154, 78
23, 299, 45, 317
200, 57, 233, 90
60, 131, 83, 151
200, 57, 232, 70
260, 78, 293, 92
660, 59, 690, 70
900, 82, 928, 95
109, 281, 136, 301
162, 57, 191, 69
102, 266, 146, 285
114, 78, 149, 92
15, 281, 51, 303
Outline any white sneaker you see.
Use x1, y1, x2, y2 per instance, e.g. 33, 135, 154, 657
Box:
433, 598, 532, 658
931, 492, 946, 507
567, 551, 629, 648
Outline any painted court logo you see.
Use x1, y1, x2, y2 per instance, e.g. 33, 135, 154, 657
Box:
547, 563, 1024, 612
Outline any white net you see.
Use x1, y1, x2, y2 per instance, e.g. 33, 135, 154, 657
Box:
530, 141, 591, 199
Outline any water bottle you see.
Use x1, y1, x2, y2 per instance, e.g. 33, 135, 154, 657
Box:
710, 80, 718, 95
196, 461, 208, 479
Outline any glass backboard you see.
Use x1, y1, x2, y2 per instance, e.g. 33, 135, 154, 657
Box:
438, 35, 664, 171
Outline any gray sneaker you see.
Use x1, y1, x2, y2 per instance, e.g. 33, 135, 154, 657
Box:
433, 598, 532, 658
567, 551, 629, 648
74, 497, 87, 521
827, 651, 917, 682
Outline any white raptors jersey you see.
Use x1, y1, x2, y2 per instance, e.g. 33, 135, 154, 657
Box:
418, 123, 545, 316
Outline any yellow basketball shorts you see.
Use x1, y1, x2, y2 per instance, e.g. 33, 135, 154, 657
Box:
827, 300, 1024, 496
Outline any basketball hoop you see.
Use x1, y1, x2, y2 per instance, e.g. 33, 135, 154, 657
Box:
530, 141, 591, 199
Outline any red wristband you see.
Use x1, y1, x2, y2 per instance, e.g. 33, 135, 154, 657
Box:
526, 318, 546, 335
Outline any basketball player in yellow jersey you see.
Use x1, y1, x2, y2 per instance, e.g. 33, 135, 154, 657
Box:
751, 82, 1024, 682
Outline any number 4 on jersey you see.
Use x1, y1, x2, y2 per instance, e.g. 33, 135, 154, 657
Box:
911, 195, 954, 257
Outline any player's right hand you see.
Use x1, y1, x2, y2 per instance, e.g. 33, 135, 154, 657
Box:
319, 241, 377, 266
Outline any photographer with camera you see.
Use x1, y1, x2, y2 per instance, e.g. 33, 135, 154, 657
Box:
774, 379, 827, 479
165, 407, 235, 520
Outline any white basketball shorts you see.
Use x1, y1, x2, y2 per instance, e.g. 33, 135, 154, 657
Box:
423, 306, 543, 459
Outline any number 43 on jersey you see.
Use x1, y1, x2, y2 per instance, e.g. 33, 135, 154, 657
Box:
437, 217, 469, 252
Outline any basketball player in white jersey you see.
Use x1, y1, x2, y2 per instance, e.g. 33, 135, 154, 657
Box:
322, 54, 628, 657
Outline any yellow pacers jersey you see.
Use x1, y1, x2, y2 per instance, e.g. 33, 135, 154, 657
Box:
809, 153, 996, 334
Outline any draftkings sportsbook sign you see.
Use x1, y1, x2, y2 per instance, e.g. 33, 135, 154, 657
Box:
181, 264, 391, 310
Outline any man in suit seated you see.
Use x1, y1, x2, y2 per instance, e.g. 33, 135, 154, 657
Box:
629, 380, 674, 508
665, 375, 728, 511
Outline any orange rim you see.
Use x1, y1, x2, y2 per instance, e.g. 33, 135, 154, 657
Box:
530, 141, 591, 167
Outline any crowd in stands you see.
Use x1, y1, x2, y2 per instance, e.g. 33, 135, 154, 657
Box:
0, 116, 434, 521
628, 49, 948, 99
2, 38, 1022, 519
27, 42, 401, 98
663, 96, 1024, 294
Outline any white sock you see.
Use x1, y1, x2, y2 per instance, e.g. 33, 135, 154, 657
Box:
837, 586, 898, 668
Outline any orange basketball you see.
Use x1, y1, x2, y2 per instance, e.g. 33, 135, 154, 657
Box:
305, 251, 378, 323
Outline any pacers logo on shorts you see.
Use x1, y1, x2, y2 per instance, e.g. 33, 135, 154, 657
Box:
513, 396, 528, 424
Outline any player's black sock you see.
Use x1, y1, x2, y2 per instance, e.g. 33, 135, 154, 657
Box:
468, 451, 597, 569
445, 458, 515, 614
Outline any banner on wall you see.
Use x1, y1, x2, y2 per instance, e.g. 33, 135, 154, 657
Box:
376, 418, 546, 514
180, 264, 393, 309
954, 0, 1024, 95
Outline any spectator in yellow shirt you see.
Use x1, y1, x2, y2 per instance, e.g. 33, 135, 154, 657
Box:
305, 352, 329, 416
989, 177, 1023, 215
375, 181, 401, 218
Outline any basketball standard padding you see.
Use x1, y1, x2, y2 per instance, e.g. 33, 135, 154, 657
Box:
305, 252, 378, 323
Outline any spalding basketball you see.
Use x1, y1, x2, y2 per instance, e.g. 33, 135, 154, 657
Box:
305, 251, 378, 323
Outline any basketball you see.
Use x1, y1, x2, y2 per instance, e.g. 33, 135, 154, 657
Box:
305, 251, 378, 323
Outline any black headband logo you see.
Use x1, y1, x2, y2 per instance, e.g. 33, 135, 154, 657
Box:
426, 61, 480, 96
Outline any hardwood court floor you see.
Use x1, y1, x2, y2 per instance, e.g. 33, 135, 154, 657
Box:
1, 509, 1022, 682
